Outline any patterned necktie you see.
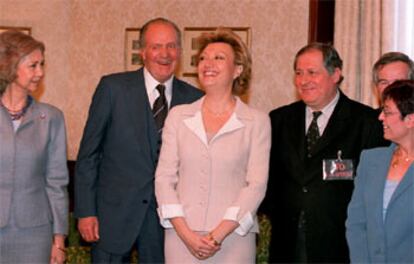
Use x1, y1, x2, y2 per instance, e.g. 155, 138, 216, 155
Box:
152, 84, 168, 133
306, 111, 322, 156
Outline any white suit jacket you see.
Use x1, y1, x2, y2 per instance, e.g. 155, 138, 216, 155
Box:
155, 96, 270, 235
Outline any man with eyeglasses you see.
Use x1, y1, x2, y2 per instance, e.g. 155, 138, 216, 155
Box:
372, 52, 414, 104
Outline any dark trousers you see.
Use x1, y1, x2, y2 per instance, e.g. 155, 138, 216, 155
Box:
92, 201, 164, 264
91, 246, 130, 264
294, 210, 307, 263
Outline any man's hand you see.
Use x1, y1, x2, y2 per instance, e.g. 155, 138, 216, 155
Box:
78, 216, 100, 242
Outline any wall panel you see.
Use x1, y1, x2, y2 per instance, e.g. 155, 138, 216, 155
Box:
0, 0, 309, 159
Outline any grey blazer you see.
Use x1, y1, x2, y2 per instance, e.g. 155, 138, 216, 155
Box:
346, 144, 414, 263
0, 98, 69, 234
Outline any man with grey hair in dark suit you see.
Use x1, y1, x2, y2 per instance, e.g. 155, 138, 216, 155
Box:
261, 43, 388, 263
74, 17, 203, 263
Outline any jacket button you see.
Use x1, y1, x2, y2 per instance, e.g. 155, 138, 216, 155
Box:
302, 187, 308, 193
142, 200, 148, 204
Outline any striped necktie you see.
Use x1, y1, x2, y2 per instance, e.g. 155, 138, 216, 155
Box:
152, 84, 168, 133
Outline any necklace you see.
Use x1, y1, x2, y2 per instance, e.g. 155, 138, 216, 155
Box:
392, 147, 414, 168
0, 96, 32, 121
203, 99, 235, 117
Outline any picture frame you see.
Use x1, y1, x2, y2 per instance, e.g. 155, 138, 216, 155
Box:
182, 27, 251, 77
0, 26, 31, 35
125, 28, 142, 71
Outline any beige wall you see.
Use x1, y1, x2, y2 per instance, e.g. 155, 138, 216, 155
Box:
0, 0, 309, 159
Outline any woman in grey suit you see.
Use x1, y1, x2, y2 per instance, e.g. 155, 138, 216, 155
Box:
155, 29, 270, 263
0, 31, 68, 263
346, 80, 414, 263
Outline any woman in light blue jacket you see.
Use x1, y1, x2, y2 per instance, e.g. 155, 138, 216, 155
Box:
0, 30, 68, 263
346, 80, 414, 263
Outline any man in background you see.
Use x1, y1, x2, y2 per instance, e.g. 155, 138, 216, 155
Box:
372, 51, 414, 104
261, 43, 387, 263
74, 17, 203, 263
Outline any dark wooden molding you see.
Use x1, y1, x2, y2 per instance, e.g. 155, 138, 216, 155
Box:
308, 0, 335, 44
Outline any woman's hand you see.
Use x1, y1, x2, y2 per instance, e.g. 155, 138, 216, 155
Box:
171, 217, 220, 259
208, 219, 239, 246
181, 229, 220, 259
50, 234, 66, 264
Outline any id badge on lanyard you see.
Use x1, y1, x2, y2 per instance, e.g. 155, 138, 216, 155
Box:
323, 150, 355, 180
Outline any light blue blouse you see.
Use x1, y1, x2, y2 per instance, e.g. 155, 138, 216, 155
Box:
383, 179, 399, 221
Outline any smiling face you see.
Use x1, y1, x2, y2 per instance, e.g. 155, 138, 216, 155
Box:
140, 22, 180, 83
12, 49, 44, 93
197, 42, 242, 93
294, 49, 341, 111
375, 61, 410, 95
379, 99, 411, 143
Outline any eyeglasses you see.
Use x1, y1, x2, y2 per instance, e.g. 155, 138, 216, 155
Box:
376, 79, 397, 87
377, 79, 393, 86
380, 107, 401, 117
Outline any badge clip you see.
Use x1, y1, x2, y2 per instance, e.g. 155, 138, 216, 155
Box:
337, 150, 342, 161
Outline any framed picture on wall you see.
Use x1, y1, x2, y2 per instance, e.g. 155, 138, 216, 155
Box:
0, 26, 31, 35
182, 27, 251, 77
125, 28, 142, 71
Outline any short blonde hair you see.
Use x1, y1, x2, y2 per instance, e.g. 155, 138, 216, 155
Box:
196, 28, 252, 95
0, 30, 45, 95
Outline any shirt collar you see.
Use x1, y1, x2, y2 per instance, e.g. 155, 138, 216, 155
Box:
306, 88, 340, 119
143, 67, 173, 99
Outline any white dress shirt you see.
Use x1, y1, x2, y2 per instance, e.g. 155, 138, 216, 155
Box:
306, 89, 340, 135
143, 67, 173, 109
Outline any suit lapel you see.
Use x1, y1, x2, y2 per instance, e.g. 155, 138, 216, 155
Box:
171, 78, 189, 107
182, 99, 206, 145
389, 163, 414, 206
124, 69, 159, 164
0, 107, 15, 167
16, 97, 37, 131
0, 107, 14, 132
182, 97, 247, 146
124, 69, 153, 130
371, 146, 394, 229
291, 102, 307, 161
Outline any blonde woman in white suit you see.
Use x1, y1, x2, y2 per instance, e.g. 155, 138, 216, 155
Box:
0, 31, 68, 264
155, 28, 271, 263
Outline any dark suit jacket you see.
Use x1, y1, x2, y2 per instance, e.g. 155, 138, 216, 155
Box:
261, 91, 388, 263
74, 68, 203, 254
